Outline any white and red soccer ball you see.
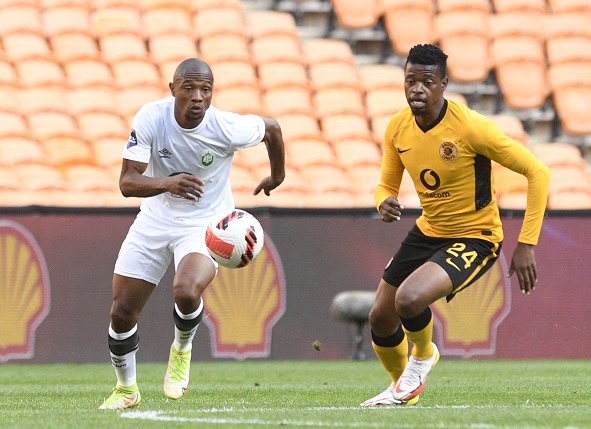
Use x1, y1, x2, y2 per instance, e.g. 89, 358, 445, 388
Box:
205, 209, 264, 268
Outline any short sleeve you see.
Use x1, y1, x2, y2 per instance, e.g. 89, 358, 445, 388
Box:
122, 106, 156, 164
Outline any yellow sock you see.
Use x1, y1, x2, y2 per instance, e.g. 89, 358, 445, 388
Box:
403, 317, 434, 359
372, 340, 409, 384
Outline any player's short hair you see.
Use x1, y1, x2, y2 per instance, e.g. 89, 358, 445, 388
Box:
173, 58, 213, 83
406, 44, 448, 79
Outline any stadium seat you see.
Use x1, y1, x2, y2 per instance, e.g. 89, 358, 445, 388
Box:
370, 115, 393, 143
436, 10, 493, 83
301, 164, 356, 208
321, 113, 373, 143
302, 38, 356, 66
286, 137, 337, 167
0, 111, 30, 138
365, 88, 408, 118
42, 4, 92, 37
27, 110, 80, 140
493, 166, 528, 197
191, 0, 243, 12
62, 165, 115, 192
116, 84, 166, 118
148, 32, 199, 65
142, 6, 193, 39
111, 58, 162, 88
0, 60, 18, 87
531, 142, 586, 170
497, 191, 528, 210
446, 92, 468, 105
548, 165, 590, 189
0, 136, 46, 166
43, 135, 95, 167
233, 142, 273, 171
251, 35, 304, 65
0, 85, 19, 114
67, 84, 118, 116
258, 62, 310, 91
263, 87, 315, 116
308, 62, 361, 91
488, 114, 529, 146
546, 37, 591, 67
492, 0, 547, 14
198, 34, 251, 64
332, 138, 382, 169
49, 31, 101, 63
91, 5, 142, 37
274, 113, 323, 141
210, 61, 259, 90
398, 171, 422, 208
549, 63, 591, 135
492, 37, 549, 110
98, 32, 149, 64
436, 0, 491, 13
63, 57, 114, 88
544, 13, 591, 40
1, 32, 52, 62
331, 0, 381, 30
548, 184, 591, 209
0, 167, 22, 192
358, 64, 405, 92
76, 111, 128, 140
0, 4, 43, 37
313, 87, 366, 118
548, 0, 591, 15
91, 137, 125, 169
193, 7, 247, 39
18, 84, 69, 114
489, 12, 546, 44
14, 164, 69, 192
381, 0, 437, 56
15, 57, 67, 87
247, 10, 299, 39
213, 86, 265, 116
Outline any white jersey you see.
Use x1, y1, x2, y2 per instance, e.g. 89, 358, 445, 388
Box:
122, 97, 265, 227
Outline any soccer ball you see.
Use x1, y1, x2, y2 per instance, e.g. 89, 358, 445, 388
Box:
205, 209, 264, 268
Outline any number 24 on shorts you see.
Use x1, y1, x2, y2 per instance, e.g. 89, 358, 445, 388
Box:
445, 243, 477, 272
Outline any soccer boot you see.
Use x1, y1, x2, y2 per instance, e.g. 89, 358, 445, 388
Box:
393, 342, 440, 403
99, 384, 141, 410
163, 344, 191, 399
360, 383, 420, 407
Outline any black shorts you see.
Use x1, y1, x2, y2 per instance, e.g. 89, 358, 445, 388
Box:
383, 225, 502, 301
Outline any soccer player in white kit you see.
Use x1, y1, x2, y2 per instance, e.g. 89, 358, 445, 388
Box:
99, 58, 286, 410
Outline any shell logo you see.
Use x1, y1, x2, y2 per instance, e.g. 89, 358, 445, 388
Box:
0, 221, 51, 362
203, 234, 285, 360
431, 251, 511, 358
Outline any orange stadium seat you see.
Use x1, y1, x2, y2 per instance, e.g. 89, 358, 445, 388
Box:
548, 0, 591, 16
446, 91, 468, 105
437, 0, 491, 13
43, 135, 95, 167
381, 0, 437, 56
15, 57, 67, 87
549, 63, 591, 135
210, 61, 259, 90
489, 12, 545, 44
63, 57, 114, 88
331, 0, 381, 30
308, 62, 361, 91
67, 84, 118, 116
531, 142, 586, 170
302, 38, 356, 66
193, 7, 247, 39
492, 0, 547, 14
0, 4, 43, 37
142, 6, 193, 39
18, 84, 69, 114
313, 87, 366, 118
91, 6, 142, 37
148, 32, 199, 65
0, 167, 22, 192
0, 85, 19, 113
0, 59, 18, 87
365, 88, 407, 118
544, 13, 591, 40
41, 4, 92, 37
0, 111, 30, 137
546, 37, 591, 67
274, 113, 323, 141
548, 183, 591, 209
116, 84, 165, 119
110, 58, 162, 88
213, 86, 265, 116
370, 114, 393, 143
91, 137, 125, 169
76, 111, 129, 140
198, 34, 251, 64
348, 162, 381, 195
98, 32, 149, 64
333, 138, 383, 169
358, 64, 405, 92
232, 142, 272, 171
27, 110, 80, 140
1, 32, 51, 62
62, 165, 115, 192
488, 114, 529, 146
263, 87, 315, 116
258, 61, 310, 91
49, 31, 101, 63
286, 137, 337, 167
191, 0, 243, 12
321, 113, 373, 143
0, 136, 47, 168
14, 164, 68, 191
247, 10, 299, 39
251, 35, 304, 65
492, 38, 549, 110
302, 164, 356, 208
497, 191, 528, 210
436, 10, 493, 83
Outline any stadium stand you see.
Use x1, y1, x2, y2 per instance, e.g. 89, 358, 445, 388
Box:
0, 0, 589, 209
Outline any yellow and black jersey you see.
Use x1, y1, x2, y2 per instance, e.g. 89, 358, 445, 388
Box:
375, 99, 550, 245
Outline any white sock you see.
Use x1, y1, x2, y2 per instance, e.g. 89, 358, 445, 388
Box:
173, 300, 203, 353
109, 324, 138, 387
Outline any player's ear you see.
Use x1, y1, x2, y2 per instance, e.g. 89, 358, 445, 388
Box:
169, 82, 175, 96
441, 76, 448, 91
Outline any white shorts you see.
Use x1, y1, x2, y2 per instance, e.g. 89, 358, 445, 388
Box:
114, 214, 217, 285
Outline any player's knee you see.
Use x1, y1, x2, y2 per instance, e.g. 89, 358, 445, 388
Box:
110, 303, 139, 330
368, 307, 390, 332
173, 279, 207, 312
394, 291, 423, 319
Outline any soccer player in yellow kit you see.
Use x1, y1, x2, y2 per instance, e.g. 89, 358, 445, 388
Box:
361, 44, 550, 407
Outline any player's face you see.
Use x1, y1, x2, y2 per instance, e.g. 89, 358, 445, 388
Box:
404, 63, 447, 120
171, 72, 213, 129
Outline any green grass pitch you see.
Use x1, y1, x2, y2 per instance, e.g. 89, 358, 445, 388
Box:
1, 359, 589, 429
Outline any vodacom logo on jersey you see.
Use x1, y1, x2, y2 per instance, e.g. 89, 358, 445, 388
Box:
431, 252, 511, 358
0, 221, 50, 362
203, 234, 286, 360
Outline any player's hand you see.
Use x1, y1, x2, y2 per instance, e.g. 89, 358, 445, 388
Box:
168, 173, 204, 201
253, 175, 283, 196
508, 242, 537, 295
378, 197, 404, 222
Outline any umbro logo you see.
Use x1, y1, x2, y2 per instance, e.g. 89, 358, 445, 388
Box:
159, 148, 172, 159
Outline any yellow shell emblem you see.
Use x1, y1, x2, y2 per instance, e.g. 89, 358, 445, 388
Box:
431, 252, 511, 357
0, 221, 51, 362
203, 236, 285, 360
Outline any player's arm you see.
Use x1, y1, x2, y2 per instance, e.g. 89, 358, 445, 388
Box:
253, 117, 286, 196
375, 122, 405, 222
119, 158, 204, 201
